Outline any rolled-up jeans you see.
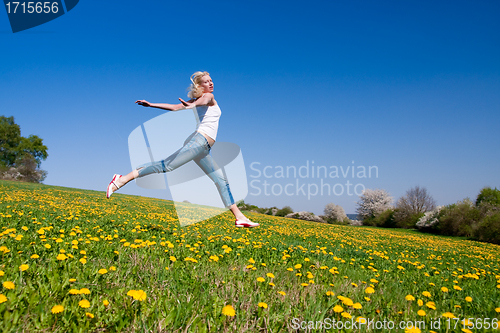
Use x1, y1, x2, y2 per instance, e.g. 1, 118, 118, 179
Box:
135, 131, 235, 208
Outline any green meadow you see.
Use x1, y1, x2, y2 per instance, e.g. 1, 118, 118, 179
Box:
0, 180, 499, 332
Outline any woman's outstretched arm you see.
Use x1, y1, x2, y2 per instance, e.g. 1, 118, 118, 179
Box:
135, 99, 192, 111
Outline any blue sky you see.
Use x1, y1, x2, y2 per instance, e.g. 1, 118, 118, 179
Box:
1, 0, 499, 215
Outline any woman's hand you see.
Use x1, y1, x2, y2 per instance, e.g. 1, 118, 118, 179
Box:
179, 98, 195, 109
135, 100, 151, 107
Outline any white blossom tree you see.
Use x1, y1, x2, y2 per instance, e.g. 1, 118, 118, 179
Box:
356, 188, 393, 220
324, 203, 348, 222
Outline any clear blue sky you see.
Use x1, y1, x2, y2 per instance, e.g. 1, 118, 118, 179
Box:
2, 0, 499, 215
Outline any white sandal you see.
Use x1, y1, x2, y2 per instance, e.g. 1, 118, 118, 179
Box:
106, 174, 122, 199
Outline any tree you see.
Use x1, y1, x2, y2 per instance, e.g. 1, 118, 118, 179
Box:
275, 206, 293, 217
0, 116, 48, 182
323, 203, 348, 223
476, 187, 500, 207
356, 188, 393, 221
395, 186, 436, 228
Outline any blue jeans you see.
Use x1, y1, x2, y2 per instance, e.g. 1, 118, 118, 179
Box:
135, 131, 235, 208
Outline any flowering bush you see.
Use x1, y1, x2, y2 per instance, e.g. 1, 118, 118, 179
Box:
355, 189, 393, 221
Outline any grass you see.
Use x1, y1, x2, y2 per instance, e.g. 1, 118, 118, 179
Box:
0, 180, 499, 332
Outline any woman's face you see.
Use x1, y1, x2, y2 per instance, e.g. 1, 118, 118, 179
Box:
199, 75, 214, 93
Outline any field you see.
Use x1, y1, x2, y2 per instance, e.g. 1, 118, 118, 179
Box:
0, 180, 499, 332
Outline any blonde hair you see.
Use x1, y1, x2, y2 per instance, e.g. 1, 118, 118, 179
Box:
187, 71, 210, 99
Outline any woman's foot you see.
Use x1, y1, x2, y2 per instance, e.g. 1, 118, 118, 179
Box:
106, 174, 122, 198
235, 218, 260, 228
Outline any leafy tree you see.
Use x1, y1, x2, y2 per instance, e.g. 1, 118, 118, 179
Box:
476, 187, 500, 207
356, 188, 393, 221
0, 116, 48, 182
275, 206, 293, 217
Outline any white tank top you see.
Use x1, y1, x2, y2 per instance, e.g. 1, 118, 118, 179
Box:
194, 96, 221, 141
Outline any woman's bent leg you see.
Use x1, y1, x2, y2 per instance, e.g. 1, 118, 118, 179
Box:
195, 153, 235, 209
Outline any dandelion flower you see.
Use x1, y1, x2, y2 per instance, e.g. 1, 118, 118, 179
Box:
417, 299, 423, 306
69, 278, 76, 282
98, 269, 108, 275
79, 299, 90, 308
3, 281, 15, 290
353, 303, 362, 309
169, 256, 176, 262
495, 307, 500, 313
31, 254, 39, 259
442, 312, 456, 319
405, 328, 421, 333
86, 312, 94, 318
103, 300, 109, 306
0, 271, 3, 277
258, 302, 268, 309
51, 305, 64, 314
333, 305, 343, 313
79, 258, 87, 264
465, 297, 472, 302
0, 294, 7, 304
453, 285, 462, 291
266, 273, 275, 279
127, 290, 146, 301
301, 283, 309, 287
405, 295, 415, 301
422, 291, 431, 297
278, 291, 286, 296
417, 310, 426, 316
461, 329, 473, 333
256, 277, 265, 282
326, 291, 334, 296
79, 288, 90, 295
294, 264, 302, 269
57, 254, 67, 261
19, 264, 29, 272
341, 312, 352, 319
365, 287, 375, 294
69, 289, 80, 295
441, 287, 449, 293
222, 305, 236, 316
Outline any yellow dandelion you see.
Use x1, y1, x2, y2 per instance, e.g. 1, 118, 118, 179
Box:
78, 299, 90, 308
426, 302, 436, 310
417, 310, 426, 316
301, 283, 309, 287
495, 307, 500, 313
269, 282, 275, 287
79, 288, 90, 295
98, 269, 108, 275
57, 253, 68, 261
51, 305, 64, 314
286, 267, 293, 271
333, 305, 343, 313
170, 256, 176, 262
326, 291, 334, 296
357, 317, 367, 324
278, 291, 286, 296
465, 296, 472, 302
441, 287, 449, 293
405, 328, 421, 333
86, 312, 94, 318
453, 285, 462, 291
417, 299, 423, 306
461, 329, 473, 333
294, 264, 302, 269
256, 277, 265, 282
248, 258, 255, 264
365, 287, 375, 294
0, 271, 4, 277
258, 302, 268, 309
222, 305, 236, 316
353, 303, 362, 309
31, 254, 39, 259
19, 264, 29, 272
422, 291, 431, 297
341, 312, 352, 318
103, 300, 110, 306
3, 281, 15, 290
266, 273, 275, 279
69, 289, 80, 295
69, 278, 76, 282
44, 244, 51, 249
405, 295, 415, 301
0, 294, 7, 304
442, 312, 456, 319
79, 258, 87, 264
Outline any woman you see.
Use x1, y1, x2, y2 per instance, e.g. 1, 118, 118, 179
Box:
106, 71, 259, 228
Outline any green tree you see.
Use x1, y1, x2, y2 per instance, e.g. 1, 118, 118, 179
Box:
0, 116, 48, 182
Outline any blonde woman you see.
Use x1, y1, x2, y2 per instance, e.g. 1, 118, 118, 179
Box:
106, 71, 259, 228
